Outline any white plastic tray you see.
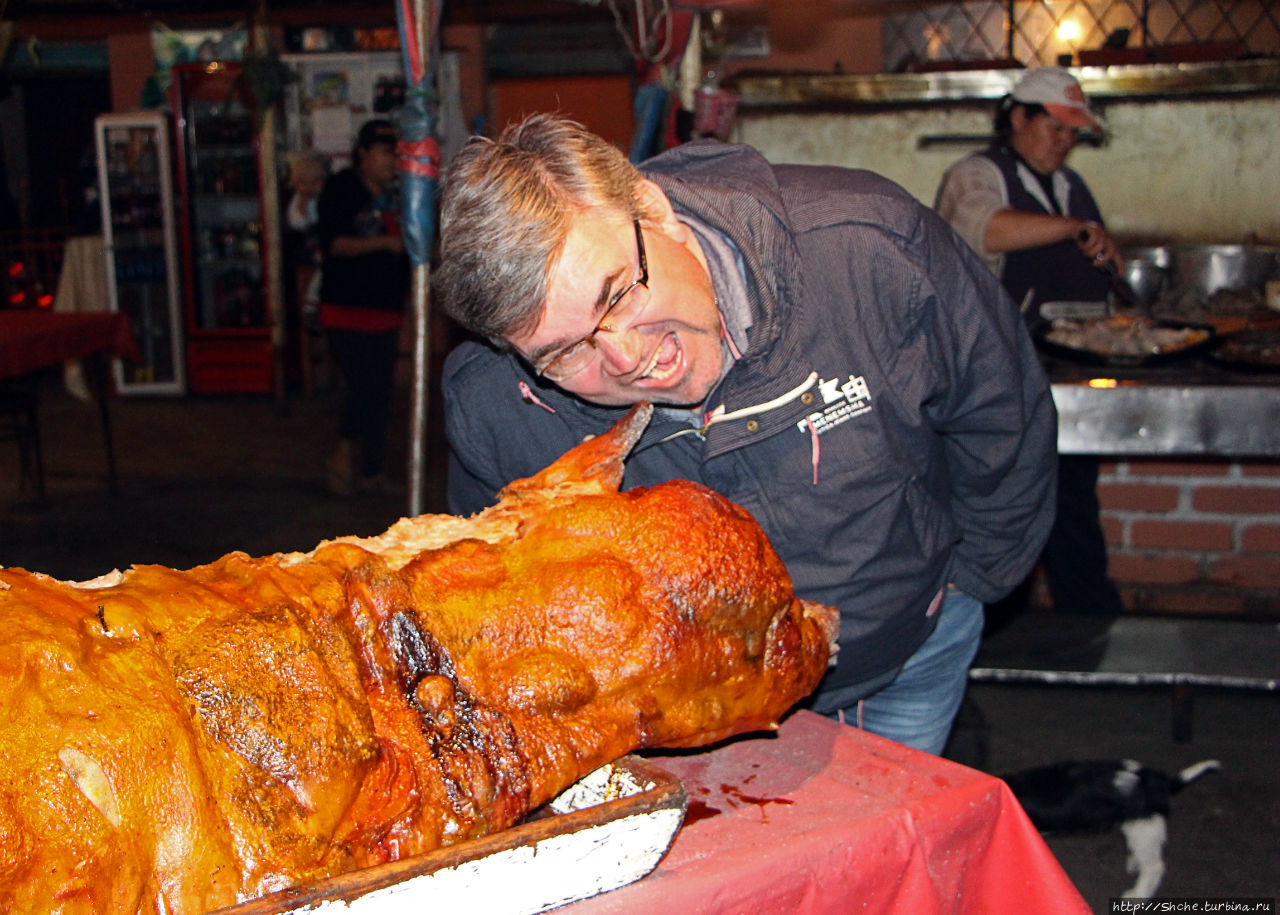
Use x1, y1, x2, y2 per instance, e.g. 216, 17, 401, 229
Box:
218, 756, 687, 915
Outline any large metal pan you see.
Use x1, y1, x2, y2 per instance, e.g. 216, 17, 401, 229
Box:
1168, 245, 1279, 301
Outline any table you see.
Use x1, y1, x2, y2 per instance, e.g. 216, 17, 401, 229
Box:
0, 310, 135, 378
564, 711, 1089, 915
0, 310, 137, 499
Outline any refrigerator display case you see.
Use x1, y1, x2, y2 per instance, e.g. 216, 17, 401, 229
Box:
171, 61, 273, 394
95, 111, 185, 395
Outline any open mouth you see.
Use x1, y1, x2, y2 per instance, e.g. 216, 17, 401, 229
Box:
636, 332, 682, 385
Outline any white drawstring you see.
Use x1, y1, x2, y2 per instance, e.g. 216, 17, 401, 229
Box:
836, 704, 866, 730
702, 371, 818, 431
655, 370, 820, 447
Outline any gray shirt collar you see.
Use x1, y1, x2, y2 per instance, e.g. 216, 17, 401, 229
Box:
657, 215, 752, 426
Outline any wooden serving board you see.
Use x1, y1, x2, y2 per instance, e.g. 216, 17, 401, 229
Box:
216, 757, 687, 915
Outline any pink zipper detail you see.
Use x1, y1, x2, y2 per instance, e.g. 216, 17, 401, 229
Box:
518, 381, 557, 413
806, 416, 820, 485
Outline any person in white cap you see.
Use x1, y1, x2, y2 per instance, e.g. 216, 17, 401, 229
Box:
934, 67, 1125, 619
934, 65, 1119, 310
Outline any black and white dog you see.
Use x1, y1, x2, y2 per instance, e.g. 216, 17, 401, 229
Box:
1002, 758, 1220, 898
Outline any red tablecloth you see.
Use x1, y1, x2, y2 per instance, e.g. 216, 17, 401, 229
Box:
0, 310, 137, 379
565, 711, 1089, 915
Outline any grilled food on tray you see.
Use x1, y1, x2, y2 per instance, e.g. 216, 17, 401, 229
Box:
0, 403, 836, 915
1153, 285, 1271, 324
1210, 326, 1280, 369
1043, 315, 1211, 359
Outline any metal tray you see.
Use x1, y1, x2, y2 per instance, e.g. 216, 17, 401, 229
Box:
1038, 300, 1109, 320
1034, 317, 1214, 368
217, 756, 687, 915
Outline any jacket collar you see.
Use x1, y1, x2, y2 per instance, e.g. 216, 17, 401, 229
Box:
639, 145, 821, 454
641, 142, 797, 362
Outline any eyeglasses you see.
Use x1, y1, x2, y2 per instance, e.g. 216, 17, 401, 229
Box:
536, 219, 650, 381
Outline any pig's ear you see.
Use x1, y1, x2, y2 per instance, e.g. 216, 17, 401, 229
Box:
499, 402, 652, 498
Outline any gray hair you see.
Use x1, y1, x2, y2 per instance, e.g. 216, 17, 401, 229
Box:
435, 113, 646, 343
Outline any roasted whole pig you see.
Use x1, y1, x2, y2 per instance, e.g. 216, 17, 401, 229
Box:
0, 403, 836, 914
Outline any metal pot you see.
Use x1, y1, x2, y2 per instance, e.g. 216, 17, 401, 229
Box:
1167, 245, 1280, 300
1119, 247, 1171, 308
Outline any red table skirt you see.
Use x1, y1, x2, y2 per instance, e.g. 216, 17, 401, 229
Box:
565, 711, 1089, 915
0, 310, 137, 379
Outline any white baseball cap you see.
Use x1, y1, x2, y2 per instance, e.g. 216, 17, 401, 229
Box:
1011, 67, 1103, 131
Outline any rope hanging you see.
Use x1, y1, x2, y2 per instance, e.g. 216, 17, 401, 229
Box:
606, 0, 674, 64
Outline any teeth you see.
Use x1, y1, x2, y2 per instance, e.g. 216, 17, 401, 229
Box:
639, 350, 663, 380
638, 335, 677, 382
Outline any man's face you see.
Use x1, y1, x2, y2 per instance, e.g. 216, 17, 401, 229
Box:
293, 171, 325, 201
360, 143, 399, 187
507, 207, 725, 408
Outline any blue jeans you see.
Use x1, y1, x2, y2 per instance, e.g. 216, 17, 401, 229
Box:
841, 590, 983, 756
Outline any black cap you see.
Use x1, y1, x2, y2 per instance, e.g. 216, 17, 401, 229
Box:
356, 119, 399, 149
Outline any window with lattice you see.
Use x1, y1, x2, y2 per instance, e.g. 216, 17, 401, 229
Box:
883, 0, 1280, 71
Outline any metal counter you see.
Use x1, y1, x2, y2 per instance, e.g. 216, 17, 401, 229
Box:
732, 58, 1280, 110
1047, 357, 1280, 457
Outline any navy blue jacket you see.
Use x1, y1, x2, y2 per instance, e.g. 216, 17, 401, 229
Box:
441, 141, 1057, 708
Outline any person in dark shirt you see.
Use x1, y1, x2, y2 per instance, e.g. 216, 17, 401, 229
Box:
315, 119, 409, 495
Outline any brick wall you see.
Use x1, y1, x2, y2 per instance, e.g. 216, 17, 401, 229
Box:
1091, 458, 1280, 617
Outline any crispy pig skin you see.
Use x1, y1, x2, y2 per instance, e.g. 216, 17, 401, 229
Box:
0, 403, 836, 914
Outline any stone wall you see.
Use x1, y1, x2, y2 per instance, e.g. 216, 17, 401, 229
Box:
734, 92, 1280, 245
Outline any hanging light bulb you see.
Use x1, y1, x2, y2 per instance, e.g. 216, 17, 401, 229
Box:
1054, 18, 1083, 65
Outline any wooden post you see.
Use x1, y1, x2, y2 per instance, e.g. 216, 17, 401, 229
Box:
252, 4, 287, 413
406, 0, 434, 517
